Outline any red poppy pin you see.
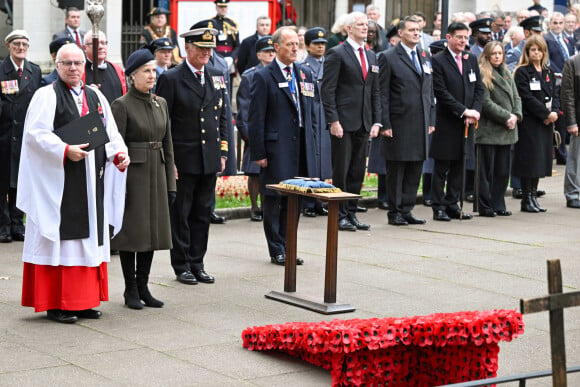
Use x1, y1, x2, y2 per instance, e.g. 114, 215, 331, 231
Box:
463, 54, 469, 60
97, 103, 103, 115
546, 73, 550, 82
300, 71, 305, 80
421, 50, 426, 58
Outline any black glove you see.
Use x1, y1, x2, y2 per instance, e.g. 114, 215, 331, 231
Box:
168, 191, 176, 207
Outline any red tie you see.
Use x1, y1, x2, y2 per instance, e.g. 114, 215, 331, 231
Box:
17, 67, 22, 78
359, 47, 367, 80
74, 30, 81, 47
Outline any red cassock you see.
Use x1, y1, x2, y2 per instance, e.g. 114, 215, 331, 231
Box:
22, 263, 108, 312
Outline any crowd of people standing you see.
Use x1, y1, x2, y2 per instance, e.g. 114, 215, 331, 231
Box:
3, 0, 580, 324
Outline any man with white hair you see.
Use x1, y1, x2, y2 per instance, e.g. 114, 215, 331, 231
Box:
19, 43, 129, 323
83, 30, 126, 103
0, 30, 41, 243
322, 11, 381, 232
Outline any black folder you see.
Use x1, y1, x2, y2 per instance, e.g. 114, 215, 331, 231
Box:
53, 111, 110, 151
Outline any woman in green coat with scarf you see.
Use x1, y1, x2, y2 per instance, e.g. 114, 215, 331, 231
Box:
475, 41, 522, 217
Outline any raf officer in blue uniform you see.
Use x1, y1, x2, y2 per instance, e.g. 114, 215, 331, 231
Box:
299, 27, 331, 217
249, 27, 316, 266
156, 20, 229, 285
149, 37, 174, 93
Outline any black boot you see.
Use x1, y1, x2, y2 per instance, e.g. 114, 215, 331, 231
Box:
520, 178, 539, 213
136, 251, 164, 308
530, 178, 547, 212
119, 252, 143, 309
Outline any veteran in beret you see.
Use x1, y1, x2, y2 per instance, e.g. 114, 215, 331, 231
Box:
156, 20, 229, 285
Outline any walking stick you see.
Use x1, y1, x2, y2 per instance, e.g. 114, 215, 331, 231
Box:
460, 122, 476, 220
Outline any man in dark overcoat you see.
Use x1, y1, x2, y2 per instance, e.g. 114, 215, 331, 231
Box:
378, 16, 435, 226
299, 27, 331, 217
0, 30, 41, 243
249, 27, 316, 266
321, 11, 382, 232
430, 22, 483, 221
156, 20, 228, 285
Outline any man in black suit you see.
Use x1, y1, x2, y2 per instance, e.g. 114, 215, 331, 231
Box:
321, 11, 381, 232
52, 7, 85, 47
0, 30, 41, 243
249, 27, 316, 266
545, 11, 574, 165
236, 15, 272, 75
156, 20, 228, 285
430, 22, 483, 221
378, 16, 435, 226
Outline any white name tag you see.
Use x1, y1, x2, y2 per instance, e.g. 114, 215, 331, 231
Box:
468, 70, 476, 83
422, 62, 431, 74
530, 79, 541, 91
278, 82, 288, 88
218, 32, 226, 41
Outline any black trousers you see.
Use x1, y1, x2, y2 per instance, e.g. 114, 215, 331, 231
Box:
431, 159, 463, 212
331, 128, 369, 220
477, 144, 510, 214
262, 193, 301, 258
170, 173, 216, 274
0, 188, 24, 236
385, 160, 423, 214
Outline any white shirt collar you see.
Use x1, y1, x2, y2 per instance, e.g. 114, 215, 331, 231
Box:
275, 58, 293, 75
9, 56, 22, 72
185, 59, 203, 75
346, 37, 364, 51
448, 47, 462, 59
400, 42, 418, 56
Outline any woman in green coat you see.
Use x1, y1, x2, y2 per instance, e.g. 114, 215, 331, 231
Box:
475, 41, 522, 217
111, 48, 176, 309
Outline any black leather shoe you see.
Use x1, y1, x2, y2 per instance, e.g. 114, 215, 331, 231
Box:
0, 234, 12, 243
302, 208, 317, 217
466, 194, 475, 203
567, 199, 580, 208
377, 201, 389, 210
73, 309, 102, 319
338, 218, 356, 231
423, 199, 433, 207
356, 205, 368, 213
446, 210, 473, 220
210, 212, 226, 224
479, 210, 497, 217
556, 159, 566, 165
433, 210, 451, 221
176, 271, 198, 285
496, 210, 512, 216
47, 309, 77, 324
402, 213, 426, 224
315, 207, 328, 216
388, 212, 408, 226
193, 270, 215, 284
250, 210, 263, 221
270, 254, 285, 265
349, 215, 370, 230
512, 188, 523, 199
537, 190, 546, 197
11, 232, 24, 241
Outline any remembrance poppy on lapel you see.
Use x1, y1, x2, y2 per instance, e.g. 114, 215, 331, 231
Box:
546, 73, 550, 82
97, 103, 103, 115
421, 50, 426, 57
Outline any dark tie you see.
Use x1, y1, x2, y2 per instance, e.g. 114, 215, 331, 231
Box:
74, 30, 81, 47
283, 66, 301, 126
358, 47, 367, 80
17, 67, 22, 78
557, 35, 569, 60
411, 51, 422, 74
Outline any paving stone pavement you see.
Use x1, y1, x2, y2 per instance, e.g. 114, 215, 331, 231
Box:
1, 164, 579, 386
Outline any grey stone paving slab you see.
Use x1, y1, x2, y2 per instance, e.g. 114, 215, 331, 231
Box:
0, 365, 112, 386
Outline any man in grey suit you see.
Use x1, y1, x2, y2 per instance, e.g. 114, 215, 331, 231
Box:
378, 16, 435, 226
52, 7, 85, 48
321, 11, 382, 232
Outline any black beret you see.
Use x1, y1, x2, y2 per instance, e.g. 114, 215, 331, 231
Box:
304, 27, 327, 45
125, 48, 154, 75
469, 18, 493, 33
50, 36, 74, 54
386, 25, 399, 40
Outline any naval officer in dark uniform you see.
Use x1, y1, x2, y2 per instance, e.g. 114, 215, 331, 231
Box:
156, 20, 229, 285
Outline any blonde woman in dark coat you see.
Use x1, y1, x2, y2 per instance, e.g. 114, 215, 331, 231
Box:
111, 48, 176, 309
476, 41, 522, 217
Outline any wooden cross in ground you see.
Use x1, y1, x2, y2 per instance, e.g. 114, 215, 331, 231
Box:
520, 259, 580, 387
